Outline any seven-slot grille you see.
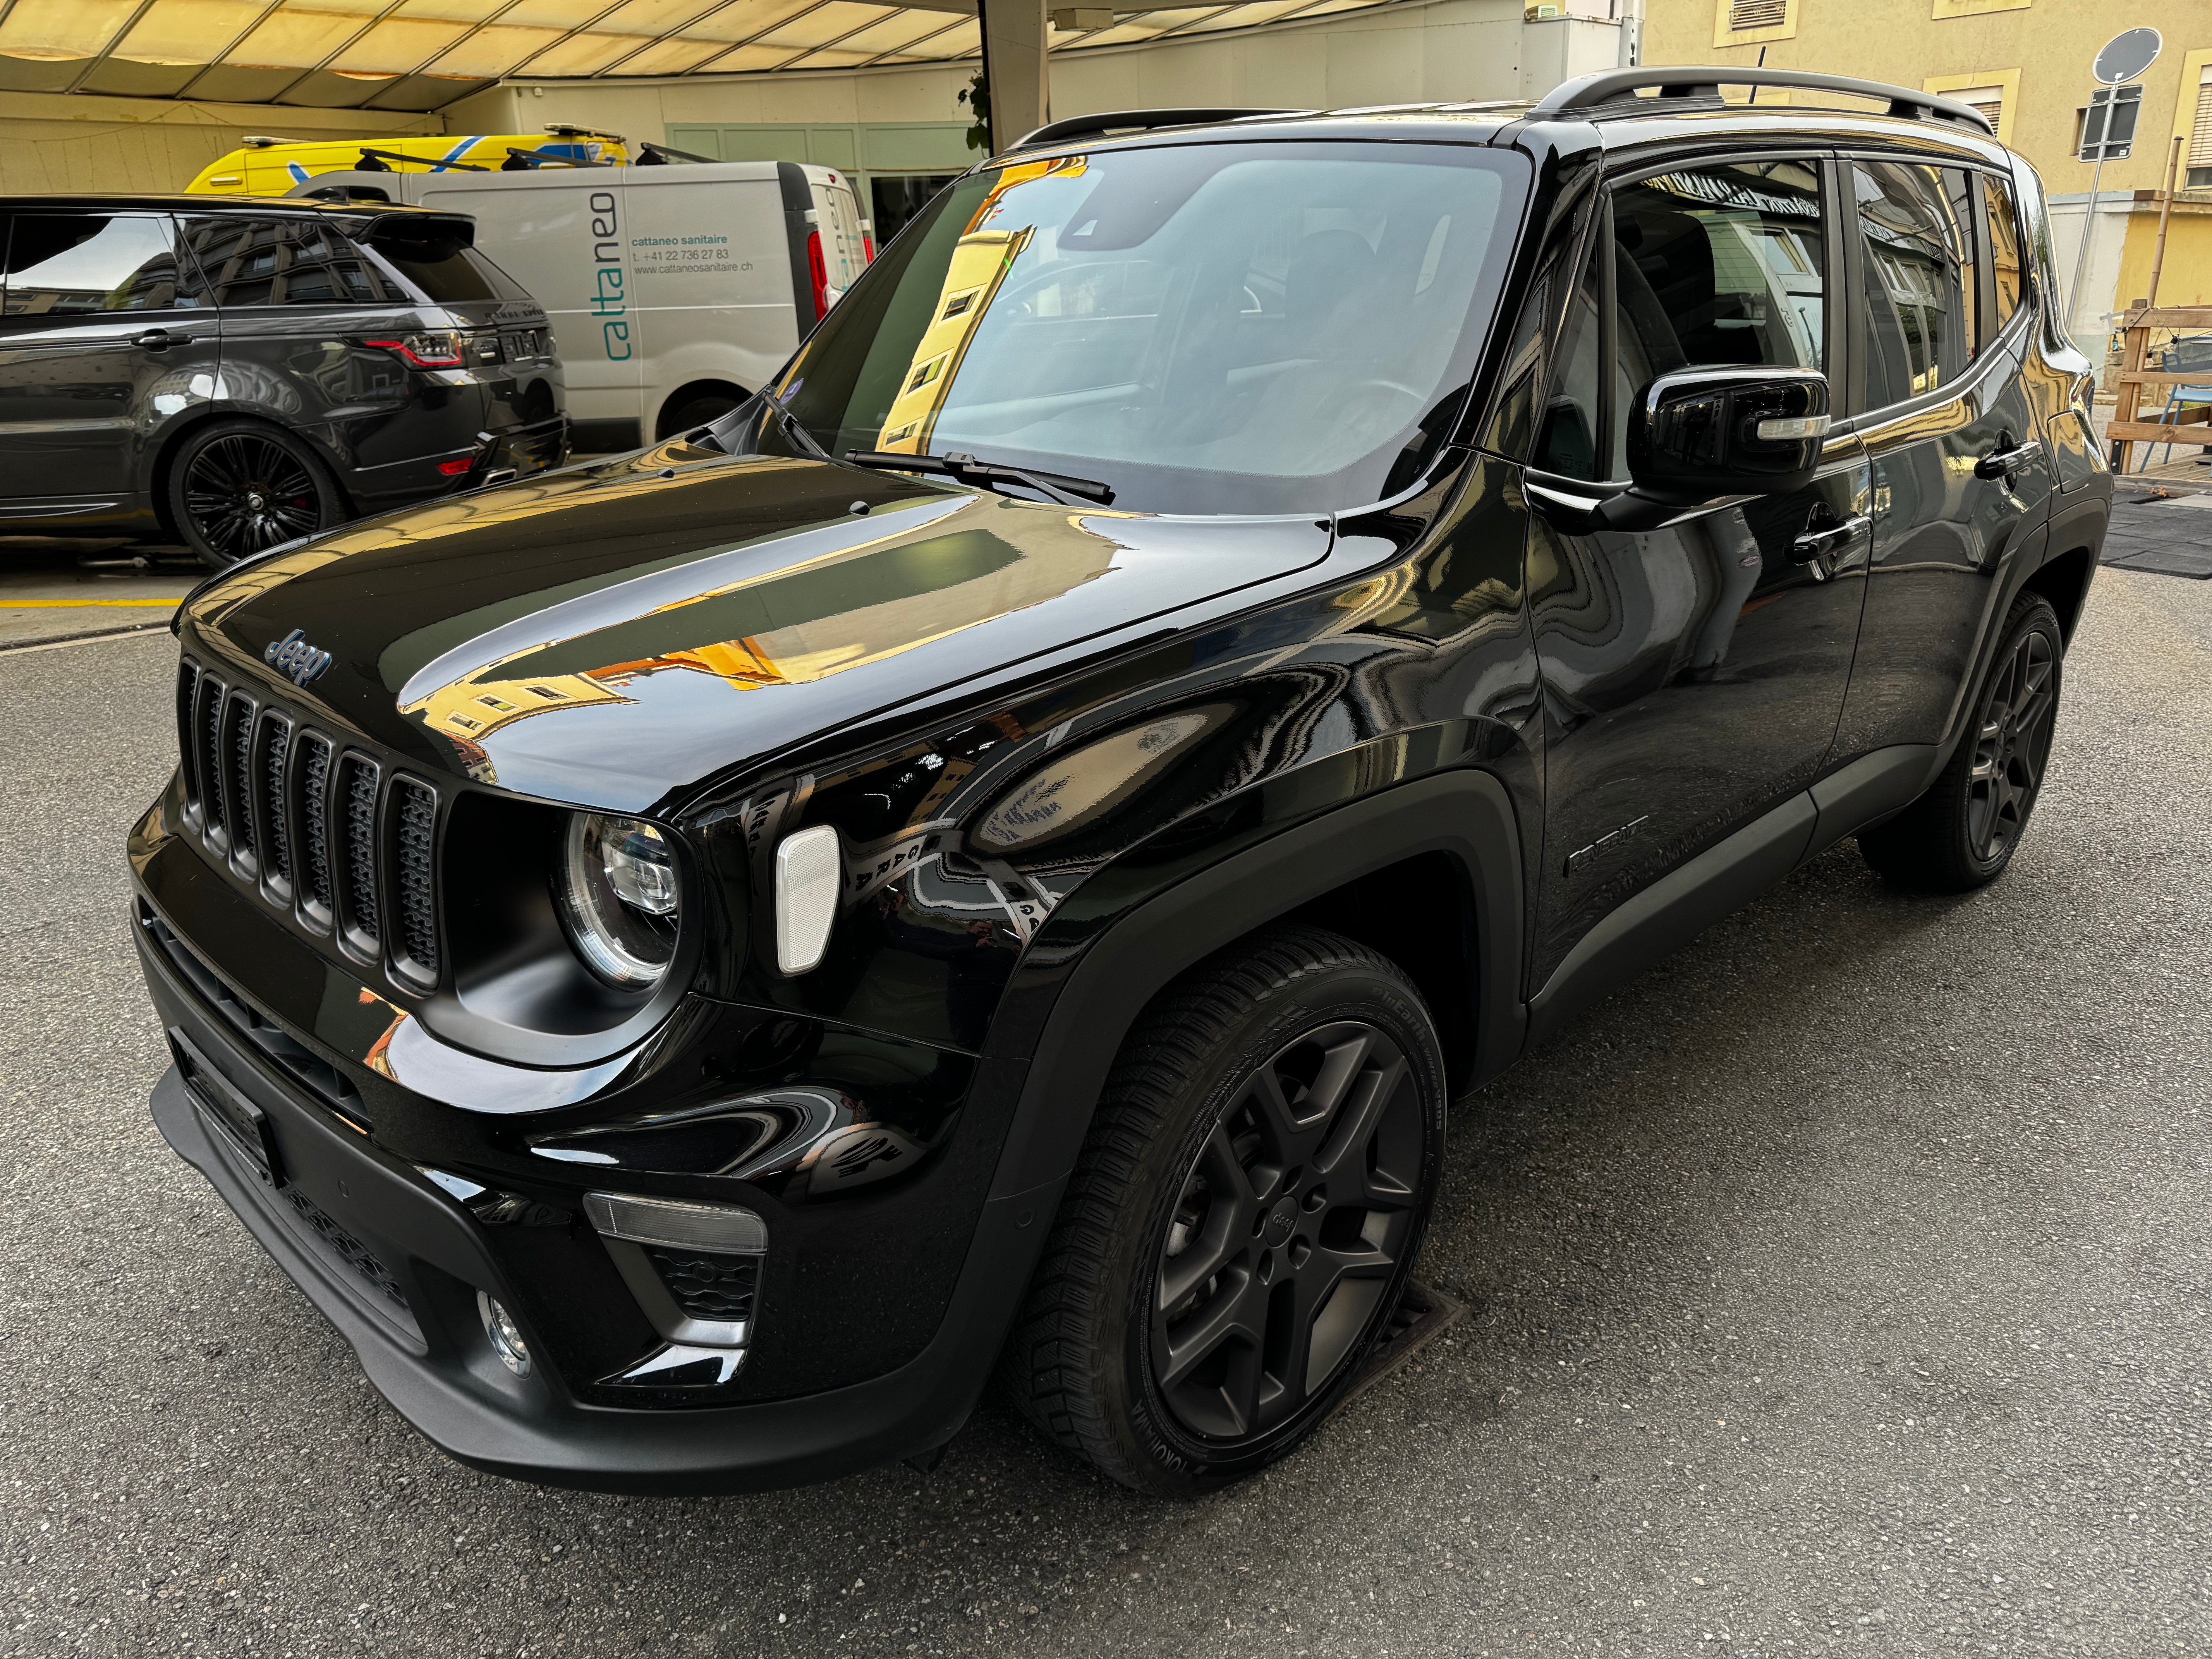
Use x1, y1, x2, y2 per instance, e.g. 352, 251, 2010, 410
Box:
175, 656, 440, 988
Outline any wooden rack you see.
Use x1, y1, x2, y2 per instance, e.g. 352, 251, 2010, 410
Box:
2109, 304, 2212, 474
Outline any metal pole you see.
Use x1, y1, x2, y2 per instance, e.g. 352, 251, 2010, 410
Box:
2067, 81, 2116, 339
2147, 133, 2184, 308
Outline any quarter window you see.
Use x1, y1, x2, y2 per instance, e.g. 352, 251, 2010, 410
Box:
1852, 162, 1978, 408
0, 215, 191, 316
1606, 160, 1827, 479
1982, 173, 2026, 333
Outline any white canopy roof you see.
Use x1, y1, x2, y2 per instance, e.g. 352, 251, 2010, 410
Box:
0, 0, 1388, 110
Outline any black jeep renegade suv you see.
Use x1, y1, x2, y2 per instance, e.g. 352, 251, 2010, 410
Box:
131, 69, 2111, 1496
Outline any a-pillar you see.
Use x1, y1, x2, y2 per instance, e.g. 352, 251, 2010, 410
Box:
979, 0, 1049, 156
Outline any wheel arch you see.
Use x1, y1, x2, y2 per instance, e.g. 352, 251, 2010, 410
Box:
148, 408, 356, 540
2022, 542, 2095, 644
655, 379, 750, 441
978, 768, 1527, 1206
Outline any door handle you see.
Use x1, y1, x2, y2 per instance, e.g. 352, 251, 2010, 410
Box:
129, 328, 172, 352
1974, 438, 2042, 480
1791, 513, 1870, 563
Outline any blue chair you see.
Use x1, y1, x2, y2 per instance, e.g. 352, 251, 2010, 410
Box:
2144, 337, 2212, 471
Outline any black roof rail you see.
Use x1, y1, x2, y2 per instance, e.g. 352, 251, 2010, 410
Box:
1008, 107, 1308, 152
1532, 67, 1995, 136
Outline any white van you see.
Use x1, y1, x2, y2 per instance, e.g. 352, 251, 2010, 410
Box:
292, 160, 870, 452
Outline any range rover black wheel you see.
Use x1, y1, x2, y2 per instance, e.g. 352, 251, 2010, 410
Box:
1001, 926, 1445, 1496
1860, 591, 2064, 893
166, 420, 342, 570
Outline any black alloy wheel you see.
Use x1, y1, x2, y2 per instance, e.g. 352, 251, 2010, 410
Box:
1965, 623, 2056, 864
1152, 1020, 1425, 1440
1860, 591, 2064, 892
167, 421, 341, 570
1001, 926, 1445, 1496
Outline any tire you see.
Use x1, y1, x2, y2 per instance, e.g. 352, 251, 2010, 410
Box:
1000, 925, 1446, 1497
1859, 591, 2064, 893
164, 419, 344, 571
657, 390, 744, 441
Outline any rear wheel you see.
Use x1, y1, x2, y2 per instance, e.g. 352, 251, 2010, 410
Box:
1000, 926, 1445, 1496
656, 385, 746, 441
1859, 592, 2063, 892
165, 420, 342, 570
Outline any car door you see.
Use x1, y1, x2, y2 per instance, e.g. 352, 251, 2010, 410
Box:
1522, 155, 1872, 990
1832, 158, 2055, 757
0, 210, 222, 515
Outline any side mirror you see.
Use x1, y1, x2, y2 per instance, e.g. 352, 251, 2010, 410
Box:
1586, 367, 1830, 531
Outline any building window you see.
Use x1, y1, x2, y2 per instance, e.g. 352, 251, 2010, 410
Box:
1949, 86, 2005, 137
1711, 0, 1794, 46
2189, 67, 2212, 190
2075, 85, 2142, 162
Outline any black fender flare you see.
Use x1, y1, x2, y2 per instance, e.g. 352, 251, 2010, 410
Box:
978, 767, 1527, 1205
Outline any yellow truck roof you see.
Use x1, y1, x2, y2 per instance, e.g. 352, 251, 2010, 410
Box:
187, 134, 631, 196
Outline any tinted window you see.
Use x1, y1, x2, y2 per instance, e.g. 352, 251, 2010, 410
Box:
1853, 161, 1977, 408
1, 215, 192, 316
367, 230, 531, 304
184, 216, 389, 307
1982, 172, 2025, 333
1608, 160, 1826, 479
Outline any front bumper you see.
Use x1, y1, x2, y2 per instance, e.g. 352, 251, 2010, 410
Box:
137, 905, 1052, 1494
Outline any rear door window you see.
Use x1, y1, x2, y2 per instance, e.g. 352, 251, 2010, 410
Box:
182, 216, 390, 306
1851, 161, 1979, 408
2, 214, 195, 316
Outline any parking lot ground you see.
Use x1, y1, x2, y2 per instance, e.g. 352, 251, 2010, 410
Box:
0, 539, 197, 648
2, 567, 2208, 1659
2103, 494, 2212, 579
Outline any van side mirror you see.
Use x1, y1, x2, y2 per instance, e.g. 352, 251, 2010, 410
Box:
1582, 367, 1830, 531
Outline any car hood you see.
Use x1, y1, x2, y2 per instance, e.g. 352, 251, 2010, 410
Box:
184, 445, 1334, 813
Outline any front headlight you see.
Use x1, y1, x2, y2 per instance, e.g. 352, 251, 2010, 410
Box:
557, 812, 680, 989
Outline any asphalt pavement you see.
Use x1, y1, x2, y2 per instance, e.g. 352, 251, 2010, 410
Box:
2, 568, 2207, 1659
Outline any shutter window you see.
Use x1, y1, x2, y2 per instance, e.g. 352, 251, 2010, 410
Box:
2190, 70, 2212, 172
1728, 0, 1786, 30
1951, 86, 2002, 138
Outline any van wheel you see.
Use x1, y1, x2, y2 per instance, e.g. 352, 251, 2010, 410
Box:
657, 387, 745, 441
1859, 592, 2063, 892
166, 420, 342, 570
1000, 926, 1445, 1497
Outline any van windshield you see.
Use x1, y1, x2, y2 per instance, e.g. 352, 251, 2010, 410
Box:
763, 141, 1529, 516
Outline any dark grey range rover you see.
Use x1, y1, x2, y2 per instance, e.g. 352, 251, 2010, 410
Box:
0, 196, 566, 566
131, 68, 2110, 1496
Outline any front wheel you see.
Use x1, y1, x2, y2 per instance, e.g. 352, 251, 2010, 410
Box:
165, 419, 343, 570
1000, 926, 1445, 1496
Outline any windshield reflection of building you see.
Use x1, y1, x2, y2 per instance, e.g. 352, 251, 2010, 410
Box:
874, 156, 1089, 455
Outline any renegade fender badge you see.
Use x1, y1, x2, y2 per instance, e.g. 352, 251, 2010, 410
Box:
264, 629, 333, 688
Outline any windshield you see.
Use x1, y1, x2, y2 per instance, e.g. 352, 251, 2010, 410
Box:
755, 141, 1529, 515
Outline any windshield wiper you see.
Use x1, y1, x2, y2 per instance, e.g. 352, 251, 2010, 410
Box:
753, 387, 832, 462
845, 449, 1115, 507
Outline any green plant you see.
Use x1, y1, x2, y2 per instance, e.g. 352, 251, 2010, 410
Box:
959, 65, 991, 153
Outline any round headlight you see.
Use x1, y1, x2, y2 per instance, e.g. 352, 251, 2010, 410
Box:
557, 812, 680, 989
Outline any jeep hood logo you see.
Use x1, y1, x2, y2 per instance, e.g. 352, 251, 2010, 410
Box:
264, 629, 333, 688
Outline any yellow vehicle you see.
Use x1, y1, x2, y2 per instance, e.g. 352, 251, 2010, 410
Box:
187, 129, 632, 196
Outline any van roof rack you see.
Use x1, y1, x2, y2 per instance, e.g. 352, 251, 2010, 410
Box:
1532, 67, 1994, 136
1008, 107, 1307, 152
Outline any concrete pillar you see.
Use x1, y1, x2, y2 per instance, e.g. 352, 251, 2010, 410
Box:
979, 0, 1049, 156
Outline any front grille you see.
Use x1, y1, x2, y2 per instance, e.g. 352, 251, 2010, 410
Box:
334, 755, 380, 945
259, 716, 292, 885
170, 658, 447, 988
647, 1249, 758, 1323
222, 693, 255, 861
297, 733, 333, 912
280, 1184, 408, 1309
392, 778, 438, 977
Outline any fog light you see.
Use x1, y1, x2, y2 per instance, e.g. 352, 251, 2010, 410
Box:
476, 1291, 532, 1377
